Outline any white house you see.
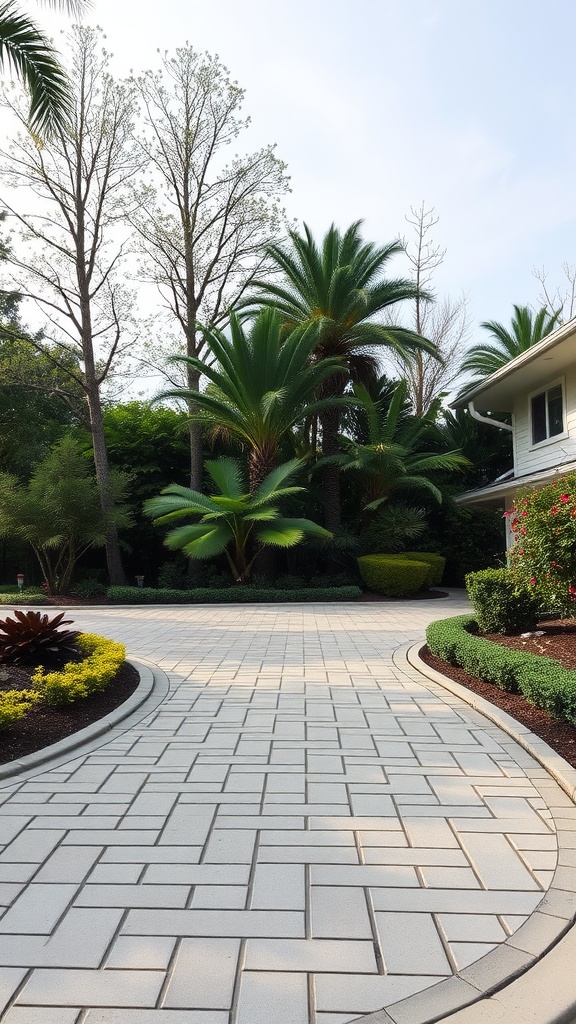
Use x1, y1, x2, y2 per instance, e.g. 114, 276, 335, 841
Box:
451, 318, 576, 545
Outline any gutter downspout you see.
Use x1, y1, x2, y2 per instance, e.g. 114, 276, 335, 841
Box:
468, 400, 513, 432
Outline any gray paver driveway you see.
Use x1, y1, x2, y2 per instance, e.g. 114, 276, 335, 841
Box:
0, 596, 563, 1023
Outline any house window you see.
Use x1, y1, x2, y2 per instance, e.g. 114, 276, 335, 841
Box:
531, 382, 564, 445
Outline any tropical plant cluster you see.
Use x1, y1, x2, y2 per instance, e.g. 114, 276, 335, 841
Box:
3, 28, 566, 596
426, 614, 576, 724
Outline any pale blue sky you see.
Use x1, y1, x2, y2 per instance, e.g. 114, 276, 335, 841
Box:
39, 0, 576, 340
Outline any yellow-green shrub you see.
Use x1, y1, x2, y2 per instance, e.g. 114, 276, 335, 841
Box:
0, 690, 39, 730
402, 552, 446, 587
357, 555, 430, 597
32, 632, 126, 706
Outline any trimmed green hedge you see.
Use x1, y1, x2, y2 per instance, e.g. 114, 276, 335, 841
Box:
426, 614, 576, 723
403, 551, 446, 587
357, 555, 430, 597
0, 593, 48, 605
465, 567, 539, 634
107, 585, 362, 604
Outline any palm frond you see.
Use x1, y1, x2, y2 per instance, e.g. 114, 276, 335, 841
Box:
0, 1, 73, 136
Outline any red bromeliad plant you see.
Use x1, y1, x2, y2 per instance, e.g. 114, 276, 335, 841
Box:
508, 473, 576, 616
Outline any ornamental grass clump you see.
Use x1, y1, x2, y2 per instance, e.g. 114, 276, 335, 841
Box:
508, 474, 576, 616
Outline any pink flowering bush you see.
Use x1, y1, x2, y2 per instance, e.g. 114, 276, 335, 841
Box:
508, 473, 576, 616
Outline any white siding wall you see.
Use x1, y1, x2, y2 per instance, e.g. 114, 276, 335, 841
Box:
513, 364, 576, 476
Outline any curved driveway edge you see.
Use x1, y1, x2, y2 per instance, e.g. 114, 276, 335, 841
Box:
0, 658, 170, 786
356, 644, 576, 1024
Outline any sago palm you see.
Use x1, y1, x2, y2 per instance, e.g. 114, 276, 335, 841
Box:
238, 221, 438, 530
161, 307, 349, 492
334, 379, 469, 514
144, 457, 331, 584
0, 0, 89, 136
460, 304, 560, 385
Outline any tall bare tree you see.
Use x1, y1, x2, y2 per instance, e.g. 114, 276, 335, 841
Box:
533, 262, 576, 325
132, 46, 291, 489
0, 25, 140, 584
389, 203, 469, 416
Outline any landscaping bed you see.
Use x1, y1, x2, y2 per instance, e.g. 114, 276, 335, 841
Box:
420, 621, 576, 770
0, 660, 140, 764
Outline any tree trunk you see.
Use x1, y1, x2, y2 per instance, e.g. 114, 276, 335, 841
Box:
185, 300, 203, 492
319, 404, 341, 534
249, 445, 278, 583
74, 124, 127, 588
85, 382, 127, 586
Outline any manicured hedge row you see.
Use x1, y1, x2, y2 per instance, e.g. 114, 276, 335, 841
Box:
357, 555, 430, 597
426, 614, 576, 724
107, 585, 362, 605
403, 552, 446, 587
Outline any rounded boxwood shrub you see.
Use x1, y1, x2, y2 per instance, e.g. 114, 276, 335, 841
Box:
465, 567, 540, 634
402, 552, 446, 587
357, 555, 430, 597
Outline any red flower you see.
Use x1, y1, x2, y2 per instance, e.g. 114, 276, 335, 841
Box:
550, 507, 559, 515
520, 527, 527, 534
560, 494, 570, 502
530, 578, 537, 585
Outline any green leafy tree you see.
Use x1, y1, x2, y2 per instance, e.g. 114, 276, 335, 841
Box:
0, 437, 131, 594
239, 221, 437, 530
0, 0, 89, 136
460, 304, 560, 385
162, 308, 349, 493
101, 401, 191, 583
145, 458, 331, 584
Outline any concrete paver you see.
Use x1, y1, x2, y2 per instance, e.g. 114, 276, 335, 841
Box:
0, 597, 570, 1022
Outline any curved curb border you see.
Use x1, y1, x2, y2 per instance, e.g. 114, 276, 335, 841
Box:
0, 656, 170, 787
352, 644, 576, 1024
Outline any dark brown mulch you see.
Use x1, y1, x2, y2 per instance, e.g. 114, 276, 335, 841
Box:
483, 620, 576, 671
420, 645, 576, 769
0, 662, 140, 765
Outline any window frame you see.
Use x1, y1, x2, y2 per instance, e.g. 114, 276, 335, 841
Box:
528, 376, 567, 449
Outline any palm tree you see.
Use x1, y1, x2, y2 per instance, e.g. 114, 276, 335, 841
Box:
161, 307, 350, 493
460, 305, 560, 384
333, 379, 469, 516
0, 0, 89, 136
238, 221, 438, 531
145, 457, 331, 584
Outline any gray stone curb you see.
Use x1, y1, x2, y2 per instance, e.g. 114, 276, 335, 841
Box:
0, 656, 169, 787
350, 643, 576, 1024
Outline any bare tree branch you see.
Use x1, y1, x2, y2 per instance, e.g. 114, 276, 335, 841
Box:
130, 45, 291, 488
